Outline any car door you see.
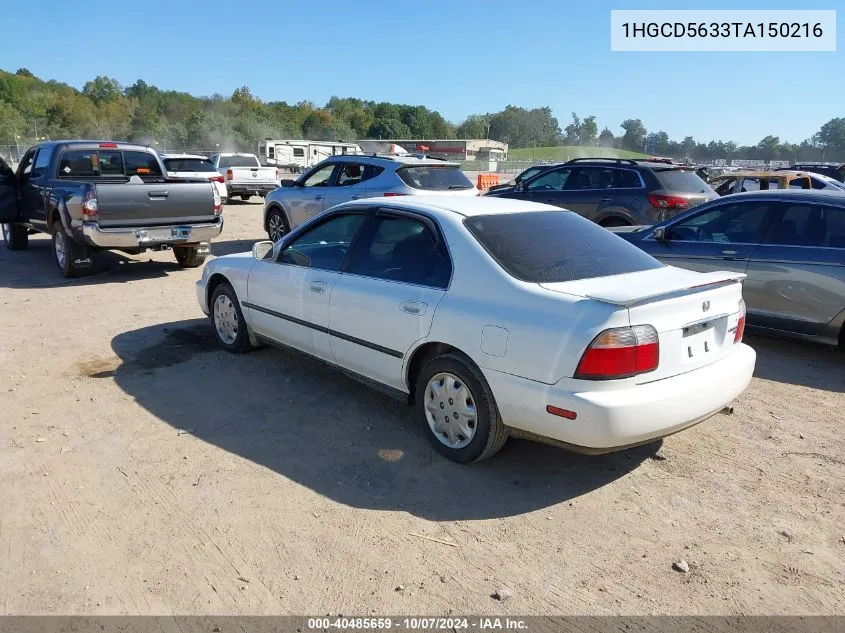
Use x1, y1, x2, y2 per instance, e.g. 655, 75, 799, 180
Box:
0, 155, 18, 223
322, 162, 369, 208
328, 209, 451, 391
24, 146, 52, 227
244, 211, 370, 362
514, 166, 572, 206
643, 199, 775, 275
285, 162, 339, 228
556, 166, 618, 220
743, 201, 845, 334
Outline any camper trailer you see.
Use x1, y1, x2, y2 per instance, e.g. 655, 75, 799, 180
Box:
258, 140, 362, 173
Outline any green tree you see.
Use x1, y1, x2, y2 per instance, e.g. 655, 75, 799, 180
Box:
82, 76, 123, 105
620, 119, 646, 152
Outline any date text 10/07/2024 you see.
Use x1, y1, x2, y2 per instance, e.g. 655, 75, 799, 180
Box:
306, 617, 529, 630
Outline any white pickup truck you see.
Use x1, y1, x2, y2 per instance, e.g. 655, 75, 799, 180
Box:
210, 153, 278, 201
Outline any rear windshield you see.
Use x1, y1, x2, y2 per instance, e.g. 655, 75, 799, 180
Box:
654, 168, 714, 193
218, 155, 260, 168
163, 158, 217, 173
464, 211, 663, 283
58, 149, 162, 180
397, 166, 473, 191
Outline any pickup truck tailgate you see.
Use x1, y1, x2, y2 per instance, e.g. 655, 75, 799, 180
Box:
227, 167, 278, 185
94, 182, 216, 227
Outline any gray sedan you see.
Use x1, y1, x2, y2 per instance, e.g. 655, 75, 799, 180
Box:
262, 154, 477, 240
616, 189, 845, 348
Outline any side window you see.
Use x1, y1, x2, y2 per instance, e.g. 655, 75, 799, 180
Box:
293, 147, 305, 158
614, 169, 642, 188
810, 177, 830, 190
302, 163, 336, 188
788, 178, 811, 190
267, 146, 275, 159
364, 165, 384, 181
31, 148, 53, 180
525, 167, 571, 192
824, 206, 845, 248
17, 149, 36, 179
279, 213, 367, 271
124, 151, 163, 178
713, 177, 736, 196
769, 204, 838, 247
347, 215, 451, 288
563, 167, 614, 190
669, 202, 772, 244
336, 163, 365, 187
58, 150, 97, 177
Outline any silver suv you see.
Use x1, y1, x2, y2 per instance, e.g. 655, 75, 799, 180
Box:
263, 154, 477, 240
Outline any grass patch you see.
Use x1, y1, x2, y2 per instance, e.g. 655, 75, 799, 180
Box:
507, 146, 647, 161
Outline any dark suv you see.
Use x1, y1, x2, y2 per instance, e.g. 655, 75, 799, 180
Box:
485, 158, 718, 227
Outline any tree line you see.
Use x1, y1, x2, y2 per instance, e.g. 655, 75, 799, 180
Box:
2, 67, 844, 163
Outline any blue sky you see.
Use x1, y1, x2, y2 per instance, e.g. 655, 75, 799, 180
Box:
1, 0, 841, 145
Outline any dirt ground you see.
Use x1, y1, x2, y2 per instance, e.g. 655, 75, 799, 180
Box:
1, 200, 843, 616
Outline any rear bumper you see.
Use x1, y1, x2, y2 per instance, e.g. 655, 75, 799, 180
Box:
485, 343, 756, 451
82, 219, 223, 249
227, 183, 277, 196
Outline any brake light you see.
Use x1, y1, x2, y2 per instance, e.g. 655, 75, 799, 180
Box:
383, 192, 406, 197
212, 185, 222, 216
226, 169, 233, 180
574, 325, 659, 380
210, 175, 225, 183
82, 186, 98, 220
647, 194, 689, 209
99, 142, 118, 148
734, 299, 746, 344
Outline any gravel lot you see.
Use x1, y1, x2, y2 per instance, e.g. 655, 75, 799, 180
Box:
1, 200, 843, 615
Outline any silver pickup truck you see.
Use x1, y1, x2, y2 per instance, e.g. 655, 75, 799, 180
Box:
0, 141, 223, 277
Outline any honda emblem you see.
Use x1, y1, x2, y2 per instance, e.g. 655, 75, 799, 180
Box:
702, 300, 711, 312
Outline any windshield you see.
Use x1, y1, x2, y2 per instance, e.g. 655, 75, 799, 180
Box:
397, 166, 473, 190
465, 211, 663, 283
655, 168, 715, 194
218, 155, 260, 168
164, 158, 217, 172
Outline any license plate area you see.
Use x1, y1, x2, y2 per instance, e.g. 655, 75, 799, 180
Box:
136, 227, 191, 243
681, 319, 716, 363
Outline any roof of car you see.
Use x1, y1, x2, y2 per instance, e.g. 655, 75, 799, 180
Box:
339, 195, 558, 218
328, 154, 459, 167
713, 189, 845, 203
713, 169, 815, 179
160, 153, 209, 160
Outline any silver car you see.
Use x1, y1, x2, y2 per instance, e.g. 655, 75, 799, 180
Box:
262, 154, 477, 240
616, 189, 845, 348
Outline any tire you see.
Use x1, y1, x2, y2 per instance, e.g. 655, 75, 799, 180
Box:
414, 352, 507, 463
209, 282, 253, 354
51, 223, 87, 278
266, 207, 289, 241
174, 245, 207, 268
240, 194, 251, 201
2, 223, 28, 250
599, 217, 630, 228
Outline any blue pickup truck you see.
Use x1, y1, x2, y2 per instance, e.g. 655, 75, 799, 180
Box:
0, 140, 223, 277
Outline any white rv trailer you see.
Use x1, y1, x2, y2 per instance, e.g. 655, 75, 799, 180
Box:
257, 140, 362, 173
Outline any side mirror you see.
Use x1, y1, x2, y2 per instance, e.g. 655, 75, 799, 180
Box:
280, 179, 296, 187
252, 240, 274, 260
654, 226, 668, 242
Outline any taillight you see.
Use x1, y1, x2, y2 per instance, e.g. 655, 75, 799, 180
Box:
734, 299, 746, 344
226, 169, 233, 180
212, 185, 222, 216
647, 194, 689, 209
383, 192, 406, 197
82, 187, 98, 220
574, 325, 659, 380
211, 175, 225, 183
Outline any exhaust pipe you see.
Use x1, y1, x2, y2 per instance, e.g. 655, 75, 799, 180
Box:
720, 405, 734, 415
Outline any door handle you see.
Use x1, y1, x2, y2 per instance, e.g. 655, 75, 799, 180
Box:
310, 281, 327, 294
400, 300, 427, 315
351, 194, 361, 200
314, 195, 324, 201
721, 249, 737, 259
600, 197, 612, 202
148, 191, 169, 199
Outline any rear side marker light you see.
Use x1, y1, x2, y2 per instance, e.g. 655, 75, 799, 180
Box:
546, 405, 577, 420
575, 325, 659, 380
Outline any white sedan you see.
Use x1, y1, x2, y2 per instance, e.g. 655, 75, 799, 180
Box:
196, 197, 756, 463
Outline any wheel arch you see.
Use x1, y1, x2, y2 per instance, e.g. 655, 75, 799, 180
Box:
264, 202, 290, 233
205, 272, 232, 308
596, 210, 634, 227
404, 341, 465, 403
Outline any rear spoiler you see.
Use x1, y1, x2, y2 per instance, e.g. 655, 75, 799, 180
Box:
585, 271, 746, 307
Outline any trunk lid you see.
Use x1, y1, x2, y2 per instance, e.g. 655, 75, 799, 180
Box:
94, 181, 216, 226
541, 267, 746, 382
